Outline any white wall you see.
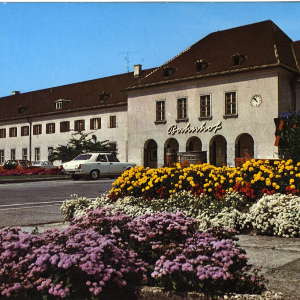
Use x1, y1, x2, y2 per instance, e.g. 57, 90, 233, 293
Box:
127, 70, 281, 167
0, 106, 128, 165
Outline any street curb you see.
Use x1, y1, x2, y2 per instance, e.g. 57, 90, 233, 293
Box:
0, 176, 72, 184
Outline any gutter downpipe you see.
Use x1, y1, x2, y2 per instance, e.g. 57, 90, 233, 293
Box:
27, 118, 32, 162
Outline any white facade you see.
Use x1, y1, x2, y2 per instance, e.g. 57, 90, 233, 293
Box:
127, 69, 295, 167
0, 107, 128, 165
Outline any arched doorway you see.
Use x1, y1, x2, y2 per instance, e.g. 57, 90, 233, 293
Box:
209, 135, 227, 167
144, 139, 158, 168
235, 133, 254, 159
164, 138, 179, 166
186, 137, 202, 152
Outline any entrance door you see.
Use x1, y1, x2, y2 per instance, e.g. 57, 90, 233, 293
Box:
235, 133, 254, 159
209, 135, 227, 167
144, 139, 158, 168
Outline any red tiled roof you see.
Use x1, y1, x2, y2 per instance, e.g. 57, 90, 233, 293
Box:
127, 20, 299, 90
0, 69, 154, 122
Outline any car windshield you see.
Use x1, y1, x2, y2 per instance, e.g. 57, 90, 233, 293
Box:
32, 161, 41, 165
74, 154, 92, 161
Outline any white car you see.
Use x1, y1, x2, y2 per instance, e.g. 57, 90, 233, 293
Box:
31, 161, 54, 170
62, 152, 136, 180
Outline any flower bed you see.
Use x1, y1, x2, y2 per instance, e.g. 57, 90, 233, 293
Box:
0, 209, 266, 299
109, 159, 300, 201
61, 191, 300, 238
0, 167, 63, 176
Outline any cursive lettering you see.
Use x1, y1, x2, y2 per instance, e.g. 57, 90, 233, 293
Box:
167, 121, 222, 135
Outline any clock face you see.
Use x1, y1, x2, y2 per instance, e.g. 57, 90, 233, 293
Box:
251, 94, 262, 107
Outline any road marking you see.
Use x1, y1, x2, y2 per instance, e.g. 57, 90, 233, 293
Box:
0, 203, 63, 211
0, 200, 64, 208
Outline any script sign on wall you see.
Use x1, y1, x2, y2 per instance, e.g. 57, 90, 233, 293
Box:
167, 121, 222, 135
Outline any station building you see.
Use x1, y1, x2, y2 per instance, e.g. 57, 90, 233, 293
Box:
1, 20, 300, 167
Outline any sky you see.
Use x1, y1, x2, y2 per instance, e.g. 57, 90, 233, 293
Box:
0, 2, 300, 98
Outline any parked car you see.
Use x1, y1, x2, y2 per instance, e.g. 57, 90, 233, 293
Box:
30, 161, 54, 170
62, 152, 136, 180
1, 159, 31, 170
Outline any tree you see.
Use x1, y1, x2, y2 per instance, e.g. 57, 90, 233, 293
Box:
278, 110, 300, 163
49, 131, 114, 163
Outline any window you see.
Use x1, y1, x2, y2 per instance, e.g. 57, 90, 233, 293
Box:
196, 60, 209, 72
155, 101, 166, 124
56, 102, 63, 109
18, 106, 28, 114
107, 154, 119, 162
232, 53, 246, 66
46, 123, 55, 134
100, 92, 111, 103
110, 116, 116, 128
60, 121, 70, 132
33, 124, 42, 135
35, 148, 40, 161
224, 92, 237, 118
0, 129, 6, 138
9, 127, 17, 137
74, 154, 92, 161
22, 148, 28, 160
163, 67, 176, 77
74, 120, 85, 131
0, 150, 4, 164
55, 99, 71, 109
90, 118, 101, 130
11, 149, 16, 160
48, 147, 53, 159
199, 95, 211, 119
177, 98, 188, 122
21, 126, 29, 136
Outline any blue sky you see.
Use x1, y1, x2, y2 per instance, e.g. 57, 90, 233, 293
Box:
0, 2, 300, 98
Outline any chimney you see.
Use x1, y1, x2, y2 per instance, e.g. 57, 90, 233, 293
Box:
134, 64, 142, 78
12, 91, 20, 95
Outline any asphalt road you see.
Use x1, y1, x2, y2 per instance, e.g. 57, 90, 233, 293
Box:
0, 179, 114, 228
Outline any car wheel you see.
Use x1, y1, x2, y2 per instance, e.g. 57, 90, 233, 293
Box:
72, 174, 80, 181
89, 169, 100, 180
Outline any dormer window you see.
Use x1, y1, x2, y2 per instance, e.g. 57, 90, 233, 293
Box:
55, 99, 71, 110
232, 53, 246, 66
18, 105, 28, 114
56, 102, 62, 109
99, 92, 111, 103
163, 66, 176, 77
196, 60, 209, 72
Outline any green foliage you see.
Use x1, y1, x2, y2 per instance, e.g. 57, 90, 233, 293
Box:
279, 110, 300, 163
49, 131, 113, 163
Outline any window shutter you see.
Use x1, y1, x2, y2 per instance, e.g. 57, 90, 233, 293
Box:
60, 122, 63, 132
90, 119, 93, 130
21, 127, 24, 136
74, 121, 78, 131
82, 120, 85, 130
98, 118, 101, 129
53, 123, 55, 133
67, 121, 70, 131
46, 124, 49, 134
39, 125, 42, 134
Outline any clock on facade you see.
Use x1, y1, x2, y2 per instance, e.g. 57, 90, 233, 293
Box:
250, 94, 262, 107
